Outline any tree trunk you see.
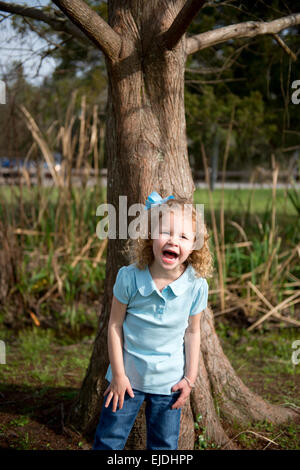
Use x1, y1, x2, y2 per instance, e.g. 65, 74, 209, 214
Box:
68, 0, 299, 449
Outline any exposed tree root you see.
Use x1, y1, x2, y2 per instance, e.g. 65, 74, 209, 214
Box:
201, 307, 299, 428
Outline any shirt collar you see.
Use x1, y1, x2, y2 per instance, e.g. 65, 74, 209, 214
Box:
135, 263, 195, 297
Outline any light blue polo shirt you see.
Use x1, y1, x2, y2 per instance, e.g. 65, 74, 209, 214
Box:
105, 263, 208, 395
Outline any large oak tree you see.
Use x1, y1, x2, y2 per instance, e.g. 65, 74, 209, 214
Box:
1, 0, 300, 449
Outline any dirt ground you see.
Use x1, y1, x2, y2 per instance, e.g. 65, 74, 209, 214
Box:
0, 383, 91, 450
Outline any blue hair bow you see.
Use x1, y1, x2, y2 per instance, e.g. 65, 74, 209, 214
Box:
145, 191, 174, 210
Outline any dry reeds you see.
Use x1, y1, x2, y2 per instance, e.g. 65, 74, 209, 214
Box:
0, 92, 107, 328
200, 142, 300, 330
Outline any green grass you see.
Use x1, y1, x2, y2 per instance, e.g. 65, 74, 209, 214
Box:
0, 185, 106, 208
193, 188, 297, 216
228, 419, 300, 450
216, 323, 300, 377
0, 186, 297, 216
9, 416, 30, 427
0, 326, 93, 388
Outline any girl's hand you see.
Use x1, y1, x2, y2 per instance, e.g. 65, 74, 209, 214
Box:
103, 375, 135, 412
171, 378, 192, 409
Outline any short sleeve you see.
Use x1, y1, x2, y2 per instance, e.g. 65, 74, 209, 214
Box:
113, 266, 132, 304
189, 278, 208, 316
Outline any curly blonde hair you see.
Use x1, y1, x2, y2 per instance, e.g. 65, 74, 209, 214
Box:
122, 197, 214, 279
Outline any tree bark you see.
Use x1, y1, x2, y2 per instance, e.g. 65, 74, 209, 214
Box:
52, 0, 122, 58
64, 1, 299, 449
161, 0, 206, 50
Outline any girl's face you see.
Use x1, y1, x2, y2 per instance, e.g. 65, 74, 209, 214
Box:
151, 208, 195, 272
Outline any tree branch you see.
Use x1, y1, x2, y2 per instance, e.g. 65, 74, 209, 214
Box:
161, 0, 206, 50
0, 1, 91, 44
272, 33, 297, 61
186, 13, 300, 55
51, 0, 122, 60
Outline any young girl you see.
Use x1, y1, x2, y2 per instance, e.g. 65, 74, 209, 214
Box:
93, 192, 213, 450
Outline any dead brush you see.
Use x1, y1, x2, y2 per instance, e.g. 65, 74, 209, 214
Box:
19, 90, 104, 244
0, 218, 29, 326
201, 140, 300, 330
0, 91, 106, 328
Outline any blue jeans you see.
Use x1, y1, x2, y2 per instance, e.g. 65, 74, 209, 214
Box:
93, 389, 181, 450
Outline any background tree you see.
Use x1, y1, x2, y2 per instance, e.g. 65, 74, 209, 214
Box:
1, 0, 299, 449
2, 2, 300, 174
185, 2, 300, 175
0, 62, 38, 159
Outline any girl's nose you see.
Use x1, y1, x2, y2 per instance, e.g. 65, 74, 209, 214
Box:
167, 234, 179, 245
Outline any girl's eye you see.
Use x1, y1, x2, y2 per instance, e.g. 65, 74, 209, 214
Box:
161, 232, 189, 239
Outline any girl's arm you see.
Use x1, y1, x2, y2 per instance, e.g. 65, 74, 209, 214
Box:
171, 312, 202, 409
183, 312, 202, 385
107, 295, 127, 378
104, 295, 135, 411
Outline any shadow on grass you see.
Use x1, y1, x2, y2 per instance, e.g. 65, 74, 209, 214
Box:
0, 382, 81, 440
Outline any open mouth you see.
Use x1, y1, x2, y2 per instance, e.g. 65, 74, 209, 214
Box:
162, 250, 179, 261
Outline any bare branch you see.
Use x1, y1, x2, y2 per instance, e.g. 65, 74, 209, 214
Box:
161, 0, 206, 50
0, 1, 91, 44
186, 13, 300, 55
51, 0, 122, 60
185, 42, 249, 75
272, 33, 297, 61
